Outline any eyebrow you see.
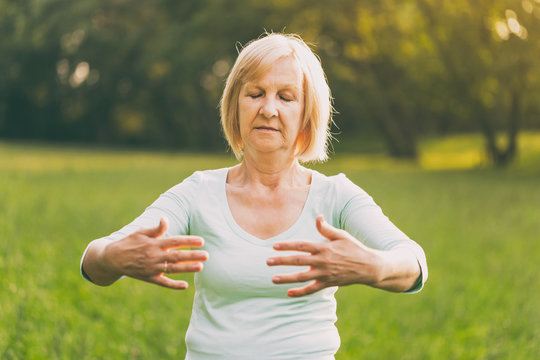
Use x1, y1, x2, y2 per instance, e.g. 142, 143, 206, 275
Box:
243, 83, 302, 93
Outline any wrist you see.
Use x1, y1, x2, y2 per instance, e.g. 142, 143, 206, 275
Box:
368, 249, 388, 287
373, 247, 421, 292
101, 241, 124, 279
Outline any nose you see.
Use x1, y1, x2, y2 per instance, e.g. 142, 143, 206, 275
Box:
259, 97, 278, 118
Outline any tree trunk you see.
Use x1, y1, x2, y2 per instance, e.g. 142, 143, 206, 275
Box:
417, 0, 521, 167
492, 91, 520, 167
356, 59, 418, 159
477, 91, 520, 167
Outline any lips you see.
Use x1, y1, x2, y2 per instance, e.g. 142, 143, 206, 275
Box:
254, 126, 279, 131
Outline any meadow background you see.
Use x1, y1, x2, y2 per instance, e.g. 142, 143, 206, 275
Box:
1, 134, 539, 359
2, 1, 540, 358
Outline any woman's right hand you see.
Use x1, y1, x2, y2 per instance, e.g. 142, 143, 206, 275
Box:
85, 217, 209, 289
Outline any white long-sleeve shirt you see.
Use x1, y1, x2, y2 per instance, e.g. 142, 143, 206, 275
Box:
81, 167, 428, 360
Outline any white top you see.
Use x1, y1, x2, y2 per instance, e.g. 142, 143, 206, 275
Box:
81, 167, 428, 360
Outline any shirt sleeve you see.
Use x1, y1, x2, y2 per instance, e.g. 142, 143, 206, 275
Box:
336, 174, 428, 293
80, 171, 202, 282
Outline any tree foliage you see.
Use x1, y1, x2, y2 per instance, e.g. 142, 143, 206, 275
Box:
1, 0, 539, 165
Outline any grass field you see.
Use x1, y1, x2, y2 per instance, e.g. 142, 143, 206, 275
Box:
1, 134, 539, 359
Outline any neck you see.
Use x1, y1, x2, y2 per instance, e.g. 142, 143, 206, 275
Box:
231, 151, 307, 189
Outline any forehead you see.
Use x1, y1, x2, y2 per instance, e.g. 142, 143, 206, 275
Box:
243, 56, 303, 90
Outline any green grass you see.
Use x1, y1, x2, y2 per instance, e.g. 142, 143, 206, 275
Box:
1, 134, 539, 359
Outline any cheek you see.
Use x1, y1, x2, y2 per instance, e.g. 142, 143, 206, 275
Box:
237, 110, 254, 141
291, 107, 304, 131
239, 100, 258, 120
237, 102, 249, 126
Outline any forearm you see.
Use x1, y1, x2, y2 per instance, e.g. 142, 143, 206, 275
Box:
370, 246, 421, 292
82, 238, 123, 286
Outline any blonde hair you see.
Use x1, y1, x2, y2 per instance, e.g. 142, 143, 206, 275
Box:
220, 33, 333, 162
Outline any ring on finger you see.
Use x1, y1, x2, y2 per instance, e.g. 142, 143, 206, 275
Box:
163, 261, 168, 274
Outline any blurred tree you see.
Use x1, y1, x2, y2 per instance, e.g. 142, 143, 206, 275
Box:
281, 0, 540, 163
417, 0, 540, 166
317, 1, 425, 158
0, 0, 294, 151
1, 0, 539, 166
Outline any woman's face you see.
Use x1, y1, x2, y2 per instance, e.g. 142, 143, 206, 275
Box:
238, 56, 304, 158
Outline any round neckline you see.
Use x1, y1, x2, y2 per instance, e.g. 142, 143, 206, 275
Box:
220, 167, 317, 247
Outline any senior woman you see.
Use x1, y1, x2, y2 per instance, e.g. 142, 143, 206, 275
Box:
81, 33, 428, 359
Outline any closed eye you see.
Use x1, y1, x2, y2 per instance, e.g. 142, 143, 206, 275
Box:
249, 94, 262, 99
280, 95, 292, 102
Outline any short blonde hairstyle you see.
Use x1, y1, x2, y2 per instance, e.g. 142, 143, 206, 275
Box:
220, 33, 333, 162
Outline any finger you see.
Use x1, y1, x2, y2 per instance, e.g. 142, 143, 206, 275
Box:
164, 250, 209, 263
138, 217, 169, 238
271, 269, 317, 284
316, 215, 345, 241
149, 275, 189, 290
165, 261, 205, 274
158, 235, 205, 250
273, 241, 320, 254
287, 281, 326, 297
267, 254, 315, 267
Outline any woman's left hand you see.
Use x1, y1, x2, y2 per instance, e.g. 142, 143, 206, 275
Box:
267, 215, 386, 297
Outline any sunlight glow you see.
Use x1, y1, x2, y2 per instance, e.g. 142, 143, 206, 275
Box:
421, 150, 486, 170
212, 59, 230, 78
495, 21, 510, 40
505, 9, 517, 20
69, 62, 90, 87
494, 10, 529, 40
505, 10, 528, 39
201, 73, 217, 91
522, 0, 534, 13
532, 0, 540, 19
517, 26, 528, 40
507, 18, 520, 34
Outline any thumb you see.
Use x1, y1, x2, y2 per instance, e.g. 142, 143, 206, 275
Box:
139, 217, 169, 238
315, 215, 343, 241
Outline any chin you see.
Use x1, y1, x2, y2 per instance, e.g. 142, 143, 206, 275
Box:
248, 143, 289, 155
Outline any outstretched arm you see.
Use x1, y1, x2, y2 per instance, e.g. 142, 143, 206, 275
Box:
82, 217, 209, 289
267, 215, 421, 297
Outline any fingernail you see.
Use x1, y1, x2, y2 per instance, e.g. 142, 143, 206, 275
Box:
274, 244, 281, 249
267, 258, 275, 265
272, 276, 280, 282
